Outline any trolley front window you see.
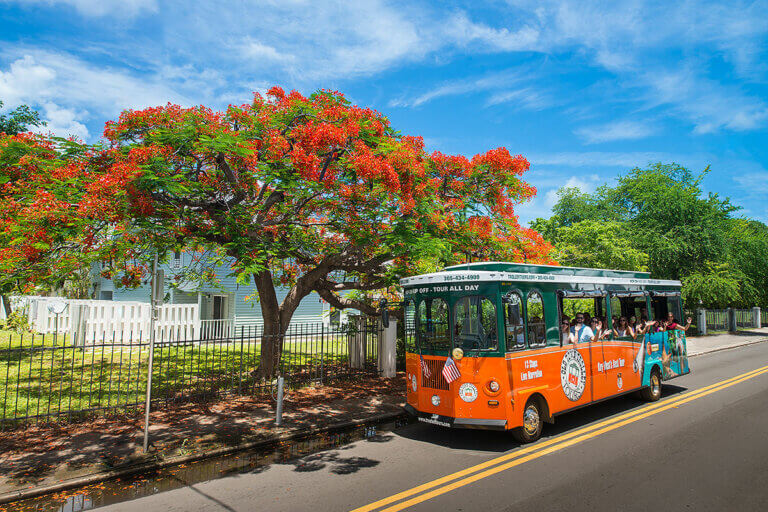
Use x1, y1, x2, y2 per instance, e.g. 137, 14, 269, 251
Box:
417, 298, 451, 351
503, 291, 526, 350
527, 291, 547, 347
453, 296, 498, 351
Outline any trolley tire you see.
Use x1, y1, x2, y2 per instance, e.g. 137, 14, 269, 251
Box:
512, 399, 543, 443
639, 369, 662, 402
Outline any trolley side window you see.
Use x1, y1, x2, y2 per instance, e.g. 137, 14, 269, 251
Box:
526, 291, 547, 347
610, 295, 640, 341
503, 291, 526, 351
404, 299, 417, 352
453, 296, 498, 351
417, 298, 451, 351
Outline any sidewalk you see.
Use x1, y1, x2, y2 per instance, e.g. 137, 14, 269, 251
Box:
0, 375, 406, 503
1, 329, 767, 504
687, 327, 768, 356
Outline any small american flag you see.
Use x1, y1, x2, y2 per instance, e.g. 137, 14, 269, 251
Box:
420, 355, 431, 378
442, 357, 461, 383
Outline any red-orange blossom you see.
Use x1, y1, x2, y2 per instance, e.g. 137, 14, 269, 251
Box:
0, 87, 553, 375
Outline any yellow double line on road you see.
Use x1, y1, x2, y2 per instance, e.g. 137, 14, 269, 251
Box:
353, 364, 768, 512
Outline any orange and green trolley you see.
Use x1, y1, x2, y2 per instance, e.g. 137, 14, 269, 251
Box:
401, 262, 690, 442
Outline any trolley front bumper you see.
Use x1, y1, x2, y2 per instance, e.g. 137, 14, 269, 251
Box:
404, 404, 507, 431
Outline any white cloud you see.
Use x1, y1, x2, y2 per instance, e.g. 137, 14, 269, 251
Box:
485, 88, 550, 109
733, 171, 768, 194
446, 12, 540, 52
543, 174, 600, 206
390, 70, 551, 109
0, 52, 191, 140
2, 0, 767, 143
0, 53, 188, 112
36, 103, 90, 139
241, 40, 295, 63
640, 67, 768, 134
512, 1, 768, 133
575, 120, 655, 144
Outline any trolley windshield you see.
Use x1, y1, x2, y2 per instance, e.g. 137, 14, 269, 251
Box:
407, 285, 500, 354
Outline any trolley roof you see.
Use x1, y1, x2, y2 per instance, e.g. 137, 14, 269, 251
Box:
400, 262, 681, 288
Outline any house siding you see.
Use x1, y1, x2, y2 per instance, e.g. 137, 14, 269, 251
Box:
91, 256, 329, 326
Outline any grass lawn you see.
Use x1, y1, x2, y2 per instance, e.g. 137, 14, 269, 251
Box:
0, 328, 379, 426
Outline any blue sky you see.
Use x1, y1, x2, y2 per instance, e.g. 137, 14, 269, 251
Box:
1, 0, 767, 223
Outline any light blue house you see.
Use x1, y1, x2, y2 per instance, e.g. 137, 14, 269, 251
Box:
91, 251, 335, 329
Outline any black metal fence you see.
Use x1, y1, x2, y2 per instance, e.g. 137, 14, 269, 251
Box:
0, 319, 381, 429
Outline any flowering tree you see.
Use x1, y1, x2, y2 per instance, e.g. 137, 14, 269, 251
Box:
0, 134, 97, 318
0, 102, 48, 317
2, 88, 552, 376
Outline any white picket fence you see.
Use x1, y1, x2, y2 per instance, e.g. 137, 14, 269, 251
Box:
5, 296, 200, 342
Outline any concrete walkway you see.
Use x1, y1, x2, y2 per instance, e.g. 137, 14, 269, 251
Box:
687, 327, 768, 356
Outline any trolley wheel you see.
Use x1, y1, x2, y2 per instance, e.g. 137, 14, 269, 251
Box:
512, 399, 543, 443
639, 369, 662, 402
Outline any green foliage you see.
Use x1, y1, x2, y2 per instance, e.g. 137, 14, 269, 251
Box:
561, 298, 597, 318
551, 220, 649, 271
681, 263, 742, 309
532, 162, 767, 308
3, 310, 31, 333
551, 187, 607, 227
0, 100, 46, 135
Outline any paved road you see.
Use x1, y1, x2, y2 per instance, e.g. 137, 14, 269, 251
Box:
99, 342, 768, 512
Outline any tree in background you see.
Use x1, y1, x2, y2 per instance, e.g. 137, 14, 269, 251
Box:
0, 100, 46, 137
532, 163, 768, 309
724, 219, 768, 307
602, 164, 736, 280
0, 101, 48, 317
542, 220, 649, 271
681, 263, 742, 309
2, 88, 553, 376
0, 133, 96, 319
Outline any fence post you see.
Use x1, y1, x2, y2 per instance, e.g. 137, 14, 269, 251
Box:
347, 315, 366, 370
753, 307, 761, 329
727, 307, 737, 333
697, 309, 707, 336
275, 376, 285, 426
320, 323, 325, 385
378, 318, 397, 378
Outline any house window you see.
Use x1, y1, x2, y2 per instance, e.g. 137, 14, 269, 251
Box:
172, 251, 183, 269
99, 291, 113, 301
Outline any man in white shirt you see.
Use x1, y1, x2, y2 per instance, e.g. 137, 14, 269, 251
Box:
569, 314, 603, 343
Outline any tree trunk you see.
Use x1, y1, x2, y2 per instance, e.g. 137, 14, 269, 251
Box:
253, 270, 283, 379
252, 270, 314, 380
0, 294, 11, 319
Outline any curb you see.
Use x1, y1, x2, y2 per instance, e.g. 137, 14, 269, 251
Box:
0, 408, 408, 505
688, 337, 768, 358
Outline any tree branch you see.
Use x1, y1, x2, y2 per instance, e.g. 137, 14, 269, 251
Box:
316, 288, 378, 316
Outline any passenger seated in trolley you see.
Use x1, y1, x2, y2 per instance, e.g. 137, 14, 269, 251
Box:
567, 313, 605, 343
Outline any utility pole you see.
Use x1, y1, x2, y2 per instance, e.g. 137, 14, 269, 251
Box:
143, 253, 162, 452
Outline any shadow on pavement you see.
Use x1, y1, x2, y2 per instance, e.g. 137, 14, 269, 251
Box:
393, 384, 688, 452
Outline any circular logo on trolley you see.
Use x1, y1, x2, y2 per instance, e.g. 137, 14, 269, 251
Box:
458, 383, 478, 403
560, 349, 587, 402
411, 374, 417, 392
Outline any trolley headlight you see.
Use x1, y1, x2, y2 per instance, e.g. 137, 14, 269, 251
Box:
488, 380, 500, 393
452, 348, 464, 360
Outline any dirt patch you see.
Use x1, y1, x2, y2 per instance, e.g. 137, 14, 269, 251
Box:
0, 374, 406, 495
